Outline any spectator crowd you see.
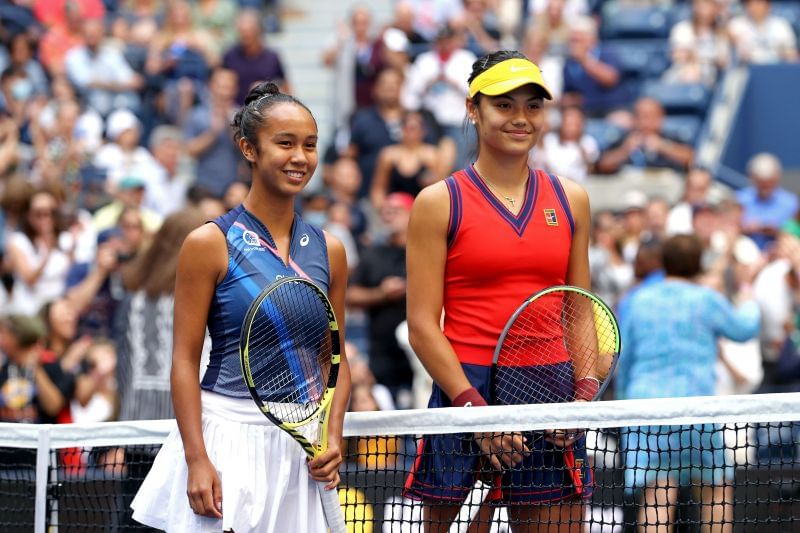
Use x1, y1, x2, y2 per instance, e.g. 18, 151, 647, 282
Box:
0, 0, 799, 466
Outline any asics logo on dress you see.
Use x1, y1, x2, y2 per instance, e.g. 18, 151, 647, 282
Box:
300, 234, 310, 247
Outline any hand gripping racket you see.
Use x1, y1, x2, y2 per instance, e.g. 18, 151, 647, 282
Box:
239, 276, 347, 533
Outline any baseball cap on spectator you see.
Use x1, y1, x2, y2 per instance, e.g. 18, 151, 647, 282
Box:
105, 109, 141, 141
622, 190, 647, 212
691, 200, 718, 217
383, 27, 409, 53
385, 192, 414, 212
97, 227, 122, 245
1, 314, 46, 348
118, 176, 146, 190
435, 24, 459, 41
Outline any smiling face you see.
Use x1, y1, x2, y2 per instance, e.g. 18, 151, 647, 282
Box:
467, 84, 546, 158
240, 102, 319, 198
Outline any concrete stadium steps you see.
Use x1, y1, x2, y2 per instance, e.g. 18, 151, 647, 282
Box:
268, 0, 394, 145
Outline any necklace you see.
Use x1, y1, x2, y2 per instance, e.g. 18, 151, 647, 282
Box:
473, 165, 520, 208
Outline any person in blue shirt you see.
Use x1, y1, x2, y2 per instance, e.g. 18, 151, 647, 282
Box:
561, 16, 628, 117
736, 152, 799, 252
618, 233, 760, 531
131, 81, 351, 532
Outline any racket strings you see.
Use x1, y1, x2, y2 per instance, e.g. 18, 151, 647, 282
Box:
246, 281, 333, 423
495, 291, 617, 405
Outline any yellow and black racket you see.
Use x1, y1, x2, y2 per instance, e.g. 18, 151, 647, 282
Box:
239, 276, 346, 533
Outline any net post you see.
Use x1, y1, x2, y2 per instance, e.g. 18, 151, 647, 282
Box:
34, 425, 51, 533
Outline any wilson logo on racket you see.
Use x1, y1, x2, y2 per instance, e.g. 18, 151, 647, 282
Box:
544, 208, 558, 226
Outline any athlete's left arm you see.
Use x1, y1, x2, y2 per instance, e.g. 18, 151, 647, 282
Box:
559, 176, 592, 291
308, 232, 351, 488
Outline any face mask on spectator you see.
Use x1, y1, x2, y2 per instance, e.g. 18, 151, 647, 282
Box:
10, 78, 33, 101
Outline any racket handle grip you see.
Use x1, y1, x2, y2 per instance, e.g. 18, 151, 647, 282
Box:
317, 480, 347, 533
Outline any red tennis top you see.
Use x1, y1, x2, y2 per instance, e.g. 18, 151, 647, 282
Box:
442, 165, 575, 366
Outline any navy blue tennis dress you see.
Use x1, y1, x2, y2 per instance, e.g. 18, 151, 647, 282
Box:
132, 206, 332, 533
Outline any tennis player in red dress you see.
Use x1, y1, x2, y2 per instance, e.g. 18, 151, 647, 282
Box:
403, 51, 594, 532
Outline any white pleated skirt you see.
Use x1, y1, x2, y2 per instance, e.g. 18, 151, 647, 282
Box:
131, 390, 326, 532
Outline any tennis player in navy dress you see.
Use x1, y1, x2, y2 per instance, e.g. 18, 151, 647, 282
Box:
131, 82, 351, 532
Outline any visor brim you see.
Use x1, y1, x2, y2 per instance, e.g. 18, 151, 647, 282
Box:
476, 78, 553, 100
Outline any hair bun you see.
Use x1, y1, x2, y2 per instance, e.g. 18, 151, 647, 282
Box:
244, 81, 281, 106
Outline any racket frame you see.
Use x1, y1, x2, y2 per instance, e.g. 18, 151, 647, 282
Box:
492, 284, 621, 402
239, 276, 345, 532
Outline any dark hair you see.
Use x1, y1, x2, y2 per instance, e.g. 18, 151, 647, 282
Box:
21, 189, 68, 242
634, 238, 663, 280
662, 234, 703, 279
231, 81, 316, 152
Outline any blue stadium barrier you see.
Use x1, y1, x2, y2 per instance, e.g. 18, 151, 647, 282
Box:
640, 81, 711, 116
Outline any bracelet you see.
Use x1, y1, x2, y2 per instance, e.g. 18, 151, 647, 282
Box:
451, 387, 488, 408
574, 377, 600, 402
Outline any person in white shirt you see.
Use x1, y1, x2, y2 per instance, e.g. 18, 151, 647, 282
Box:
401, 24, 476, 169
728, 0, 799, 64
666, 167, 713, 236
64, 18, 143, 117
141, 125, 194, 218
5, 190, 74, 316
668, 0, 731, 81
93, 109, 157, 194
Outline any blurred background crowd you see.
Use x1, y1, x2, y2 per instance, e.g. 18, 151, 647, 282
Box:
0, 0, 798, 447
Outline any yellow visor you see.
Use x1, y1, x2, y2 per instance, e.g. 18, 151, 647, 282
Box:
468, 58, 553, 100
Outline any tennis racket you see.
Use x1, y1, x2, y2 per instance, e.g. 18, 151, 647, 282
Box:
492, 284, 620, 407
239, 276, 347, 533
450, 285, 621, 531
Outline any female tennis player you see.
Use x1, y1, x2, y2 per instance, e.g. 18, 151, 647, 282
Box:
403, 51, 593, 531
131, 81, 351, 532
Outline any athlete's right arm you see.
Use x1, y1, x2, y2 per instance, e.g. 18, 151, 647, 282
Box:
171, 223, 228, 519
406, 182, 474, 403
408, 183, 528, 469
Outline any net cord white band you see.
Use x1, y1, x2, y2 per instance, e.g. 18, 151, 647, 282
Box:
1, 393, 798, 449
34, 428, 49, 533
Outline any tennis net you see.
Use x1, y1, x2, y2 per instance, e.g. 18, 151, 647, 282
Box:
1, 393, 799, 532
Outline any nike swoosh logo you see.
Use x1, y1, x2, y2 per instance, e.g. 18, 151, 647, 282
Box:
509, 66, 534, 72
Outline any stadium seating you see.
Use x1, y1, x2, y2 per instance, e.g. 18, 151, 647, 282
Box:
603, 39, 671, 82
662, 114, 703, 145
600, 2, 673, 40
640, 80, 711, 117
585, 118, 626, 152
